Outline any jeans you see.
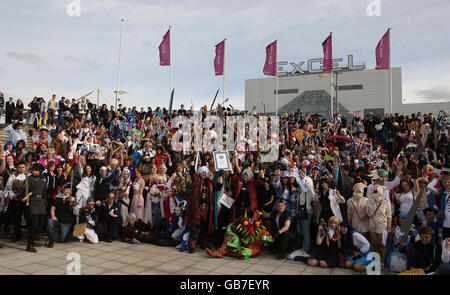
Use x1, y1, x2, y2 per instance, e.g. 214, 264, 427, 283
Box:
26, 110, 31, 124
47, 218, 72, 243
439, 262, 450, 275
298, 212, 313, 252
58, 111, 64, 127
48, 109, 55, 125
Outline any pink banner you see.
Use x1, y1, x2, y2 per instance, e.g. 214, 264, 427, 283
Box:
159, 29, 170, 66
263, 40, 277, 76
375, 30, 390, 70
214, 40, 225, 76
322, 34, 332, 72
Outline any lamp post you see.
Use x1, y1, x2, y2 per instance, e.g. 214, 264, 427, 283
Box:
115, 19, 125, 112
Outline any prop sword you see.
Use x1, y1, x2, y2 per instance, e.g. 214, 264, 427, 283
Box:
168, 88, 175, 121
210, 89, 220, 112
399, 186, 426, 245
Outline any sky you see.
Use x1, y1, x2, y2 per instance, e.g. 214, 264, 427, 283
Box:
0, 0, 449, 110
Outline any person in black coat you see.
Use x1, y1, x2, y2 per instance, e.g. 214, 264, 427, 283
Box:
257, 176, 276, 228
406, 226, 442, 274
5, 97, 15, 124
270, 200, 296, 259
95, 191, 122, 242
26, 163, 48, 252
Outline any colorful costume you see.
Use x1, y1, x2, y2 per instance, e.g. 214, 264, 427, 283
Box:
205, 211, 273, 261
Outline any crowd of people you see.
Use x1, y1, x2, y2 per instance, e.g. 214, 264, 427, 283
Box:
0, 91, 449, 275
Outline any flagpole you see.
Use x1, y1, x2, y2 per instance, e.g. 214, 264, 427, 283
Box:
388, 28, 392, 115
221, 38, 226, 105
330, 32, 333, 121
275, 39, 279, 118
169, 26, 173, 99
115, 19, 124, 112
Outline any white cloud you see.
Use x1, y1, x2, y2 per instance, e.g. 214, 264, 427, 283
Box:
1, 0, 450, 111
5, 51, 46, 65
64, 56, 100, 69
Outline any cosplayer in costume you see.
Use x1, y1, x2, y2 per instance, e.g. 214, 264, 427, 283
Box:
205, 210, 273, 261
121, 213, 176, 247
185, 166, 223, 253
165, 200, 190, 252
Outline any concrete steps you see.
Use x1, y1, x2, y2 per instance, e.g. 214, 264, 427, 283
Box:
0, 124, 35, 152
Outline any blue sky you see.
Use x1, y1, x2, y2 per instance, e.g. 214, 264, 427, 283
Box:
0, 0, 449, 110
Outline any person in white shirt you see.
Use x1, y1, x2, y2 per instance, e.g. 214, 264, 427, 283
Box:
394, 179, 420, 215
4, 122, 27, 146
439, 237, 450, 275
74, 164, 96, 219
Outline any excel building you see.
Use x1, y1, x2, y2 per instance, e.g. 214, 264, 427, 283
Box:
245, 55, 449, 117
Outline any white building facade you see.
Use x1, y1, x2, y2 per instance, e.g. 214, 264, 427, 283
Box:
245, 55, 449, 117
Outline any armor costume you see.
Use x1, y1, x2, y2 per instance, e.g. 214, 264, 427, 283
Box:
185, 167, 222, 253
6, 173, 29, 241
205, 211, 273, 261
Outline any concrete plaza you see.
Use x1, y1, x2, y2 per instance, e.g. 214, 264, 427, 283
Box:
0, 237, 394, 275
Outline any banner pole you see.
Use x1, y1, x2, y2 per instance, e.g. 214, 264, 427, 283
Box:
169, 26, 173, 101
115, 19, 124, 112
223, 38, 227, 105
389, 28, 393, 115
275, 39, 279, 118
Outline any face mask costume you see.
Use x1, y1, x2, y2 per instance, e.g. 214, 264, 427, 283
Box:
205, 210, 273, 261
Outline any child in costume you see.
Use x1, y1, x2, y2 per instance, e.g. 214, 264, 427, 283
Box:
339, 221, 373, 272
165, 200, 190, 252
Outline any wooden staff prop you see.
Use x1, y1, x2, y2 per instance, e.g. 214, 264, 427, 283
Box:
21, 192, 33, 203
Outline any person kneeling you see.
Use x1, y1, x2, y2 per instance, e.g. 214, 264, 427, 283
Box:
46, 184, 74, 247
76, 197, 99, 244
307, 216, 341, 268
122, 213, 175, 246
339, 221, 372, 272
270, 200, 296, 260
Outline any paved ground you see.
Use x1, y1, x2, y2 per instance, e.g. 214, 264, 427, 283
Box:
0, 237, 392, 275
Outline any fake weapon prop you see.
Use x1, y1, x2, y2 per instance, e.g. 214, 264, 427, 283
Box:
399, 186, 426, 245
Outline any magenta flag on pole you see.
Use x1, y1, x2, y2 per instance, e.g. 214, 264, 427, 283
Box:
322, 34, 332, 72
159, 29, 170, 66
214, 40, 225, 76
375, 30, 390, 70
263, 40, 277, 76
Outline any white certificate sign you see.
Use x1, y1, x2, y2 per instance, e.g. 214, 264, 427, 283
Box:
213, 151, 232, 171
219, 194, 235, 209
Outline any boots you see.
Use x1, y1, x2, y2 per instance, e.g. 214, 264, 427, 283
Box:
276, 241, 288, 260
33, 233, 43, 247
205, 247, 226, 258
26, 232, 37, 253
188, 239, 197, 253
45, 236, 54, 248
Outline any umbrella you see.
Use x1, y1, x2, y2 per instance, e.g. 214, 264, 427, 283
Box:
351, 112, 361, 118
